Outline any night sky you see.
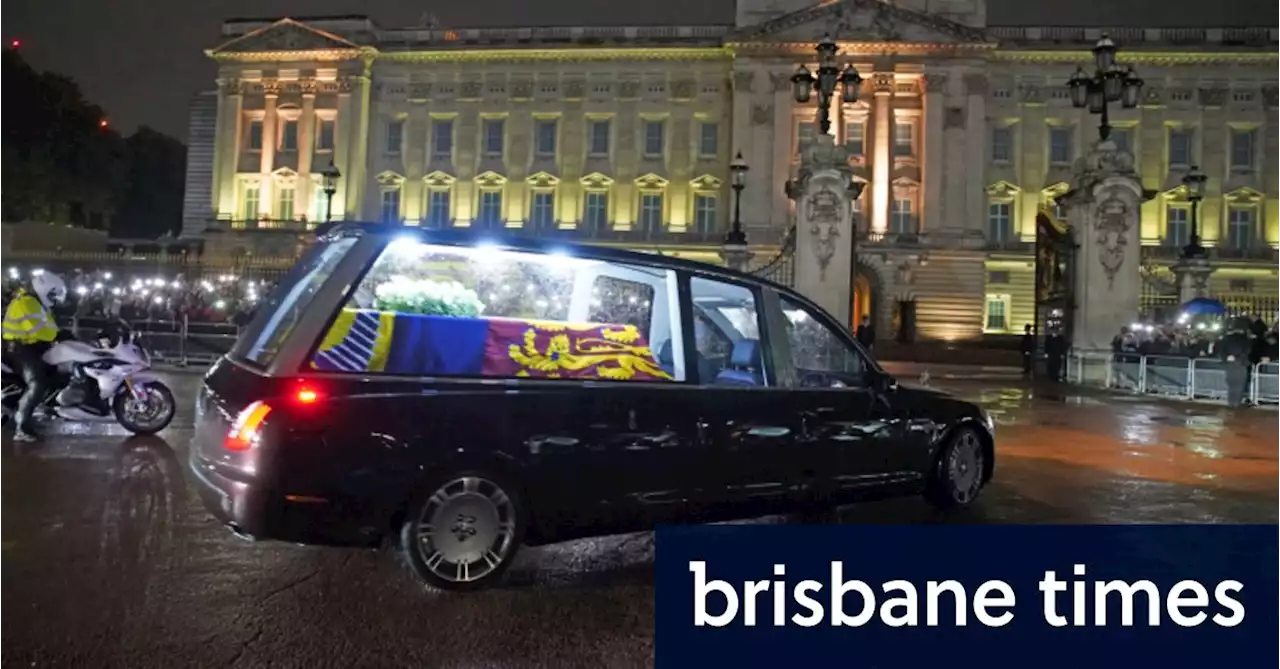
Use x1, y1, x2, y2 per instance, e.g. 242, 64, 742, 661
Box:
6, 0, 1274, 141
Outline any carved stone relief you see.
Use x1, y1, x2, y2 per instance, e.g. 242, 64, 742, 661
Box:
921, 73, 948, 94
733, 71, 755, 93
872, 73, 894, 95
768, 72, 791, 93
618, 81, 640, 99
1198, 87, 1227, 107
564, 80, 585, 99
460, 81, 483, 99
671, 80, 696, 100
805, 186, 844, 278
1019, 84, 1042, 103
1094, 193, 1133, 289
1142, 86, 1162, 105
751, 104, 773, 126
511, 81, 533, 99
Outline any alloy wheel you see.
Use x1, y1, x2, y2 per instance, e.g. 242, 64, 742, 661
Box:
413, 476, 518, 585
947, 431, 984, 504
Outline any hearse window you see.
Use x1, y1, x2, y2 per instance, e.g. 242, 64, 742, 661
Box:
781, 296, 867, 387
689, 276, 770, 387
309, 239, 684, 382
237, 237, 357, 368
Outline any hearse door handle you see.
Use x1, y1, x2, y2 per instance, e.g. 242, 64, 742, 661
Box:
696, 418, 710, 445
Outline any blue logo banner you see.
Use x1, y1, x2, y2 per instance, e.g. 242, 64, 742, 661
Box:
655, 525, 1277, 668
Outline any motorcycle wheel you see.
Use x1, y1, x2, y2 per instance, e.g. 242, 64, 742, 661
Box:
112, 382, 176, 435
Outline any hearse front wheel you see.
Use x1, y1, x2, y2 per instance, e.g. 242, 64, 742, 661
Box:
925, 427, 987, 510
400, 472, 525, 593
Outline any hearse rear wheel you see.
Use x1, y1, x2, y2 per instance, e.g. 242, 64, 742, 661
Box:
400, 471, 525, 593
924, 427, 987, 510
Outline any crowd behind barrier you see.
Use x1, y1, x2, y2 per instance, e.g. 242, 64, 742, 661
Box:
1065, 352, 1280, 406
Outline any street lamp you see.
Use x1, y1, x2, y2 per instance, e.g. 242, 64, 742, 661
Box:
1181, 164, 1208, 259
1067, 34, 1144, 142
726, 152, 749, 245
791, 34, 863, 135
320, 160, 342, 223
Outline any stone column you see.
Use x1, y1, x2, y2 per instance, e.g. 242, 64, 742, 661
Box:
788, 135, 858, 324
299, 93, 316, 220
870, 73, 893, 235
212, 80, 243, 219
258, 92, 278, 217
962, 73, 988, 236
1171, 256, 1214, 303
1059, 139, 1155, 352
921, 73, 946, 234
347, 64, 373, 221
719, 242, 756, 273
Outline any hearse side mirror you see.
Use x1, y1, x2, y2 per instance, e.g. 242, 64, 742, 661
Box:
872, 371, 898, 393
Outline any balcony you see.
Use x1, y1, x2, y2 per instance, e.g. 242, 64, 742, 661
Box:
1141, 244, 1278, 263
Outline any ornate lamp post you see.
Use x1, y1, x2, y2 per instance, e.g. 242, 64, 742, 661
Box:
1181, 164, 1208, 259
1067, 34, 1144, 142
790, 34, 863, 135
726, 152, 749, 245
320, 160, 342, 223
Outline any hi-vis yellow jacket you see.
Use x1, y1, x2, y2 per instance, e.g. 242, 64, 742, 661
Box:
1, 289, 58, 343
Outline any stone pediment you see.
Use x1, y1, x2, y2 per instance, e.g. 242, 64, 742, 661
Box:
730, 0, 988, 45
210, 18, 361, 55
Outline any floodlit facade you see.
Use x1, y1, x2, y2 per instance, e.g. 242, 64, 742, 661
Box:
184, 0, 1280, 342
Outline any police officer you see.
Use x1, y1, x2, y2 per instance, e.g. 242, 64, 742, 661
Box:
2, 272, 66, 441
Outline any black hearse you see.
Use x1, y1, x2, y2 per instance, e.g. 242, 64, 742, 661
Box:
191, 224, 995, 592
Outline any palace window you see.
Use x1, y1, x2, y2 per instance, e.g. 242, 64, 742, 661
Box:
426, 190, 451, 228
1226, 207, 1254, 249
386, 120, 403, 155
380, 190, 400, 224
1230, 129, 1255, 169
1049, 126, 1073, 164
1168, 128, 1193, 167
535, 119, 558, 157
984, 294, 1011, 332
643, 120, 665, 158
798, 121, 817, 154
280, 120, 299, 152
890, 198, 915, 234
639, 193, 663, 229
699, 122, 719, 158
247, 120, 263, 150
1111, 127, 1133, 154
694, 194, 717, 233
1165, 205, 1189, 247
277, 185, 295, 220
588, 119, 610, 156
477, 190, 503, 227
893, 121, 914, 157
530, 191, 555, 228
482, 118, 504, 157
991, 126, 1013, 162
315, 118, 335, 152
845, 120, 865, 156
584, 191, 609, 230
432, 119, 454, 158
987, 202, 1013, 244
242, 184, 260, 221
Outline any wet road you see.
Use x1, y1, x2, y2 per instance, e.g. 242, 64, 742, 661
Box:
3, 373, 1276, 668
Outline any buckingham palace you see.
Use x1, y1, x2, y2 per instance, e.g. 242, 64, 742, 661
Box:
180, 0, 1280, 343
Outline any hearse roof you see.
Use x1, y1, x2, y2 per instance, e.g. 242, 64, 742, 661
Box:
315, 220, 799, 297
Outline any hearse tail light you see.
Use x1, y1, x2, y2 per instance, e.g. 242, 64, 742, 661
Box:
225, 401, 272, 451
294, 384, 321, 404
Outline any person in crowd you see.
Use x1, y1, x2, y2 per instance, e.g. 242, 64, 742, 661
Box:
1218, 316, 1253, 408
1020, 324, 1034, 376
855, 315, 875, 352
1045, 326, 1067, 382
2, 272, 66, 442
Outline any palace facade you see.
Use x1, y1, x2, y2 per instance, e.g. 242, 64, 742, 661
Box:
182, 0, 1280, 342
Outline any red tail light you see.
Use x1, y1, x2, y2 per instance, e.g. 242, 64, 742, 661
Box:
225, 401, 272, 451
295, 387, 320, 404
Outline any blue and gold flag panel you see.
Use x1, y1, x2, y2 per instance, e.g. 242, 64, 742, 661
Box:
312, 309, 673, 381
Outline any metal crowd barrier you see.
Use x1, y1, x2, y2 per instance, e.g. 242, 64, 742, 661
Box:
64, 314, 238, 368
1066, 352, 1279, 405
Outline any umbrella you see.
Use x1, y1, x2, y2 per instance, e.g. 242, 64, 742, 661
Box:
1180, 297, 1227, 316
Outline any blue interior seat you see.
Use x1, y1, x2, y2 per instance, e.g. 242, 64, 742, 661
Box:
714, 339, 763, 387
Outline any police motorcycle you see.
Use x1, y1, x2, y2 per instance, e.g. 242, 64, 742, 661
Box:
1, 321, 177, 435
